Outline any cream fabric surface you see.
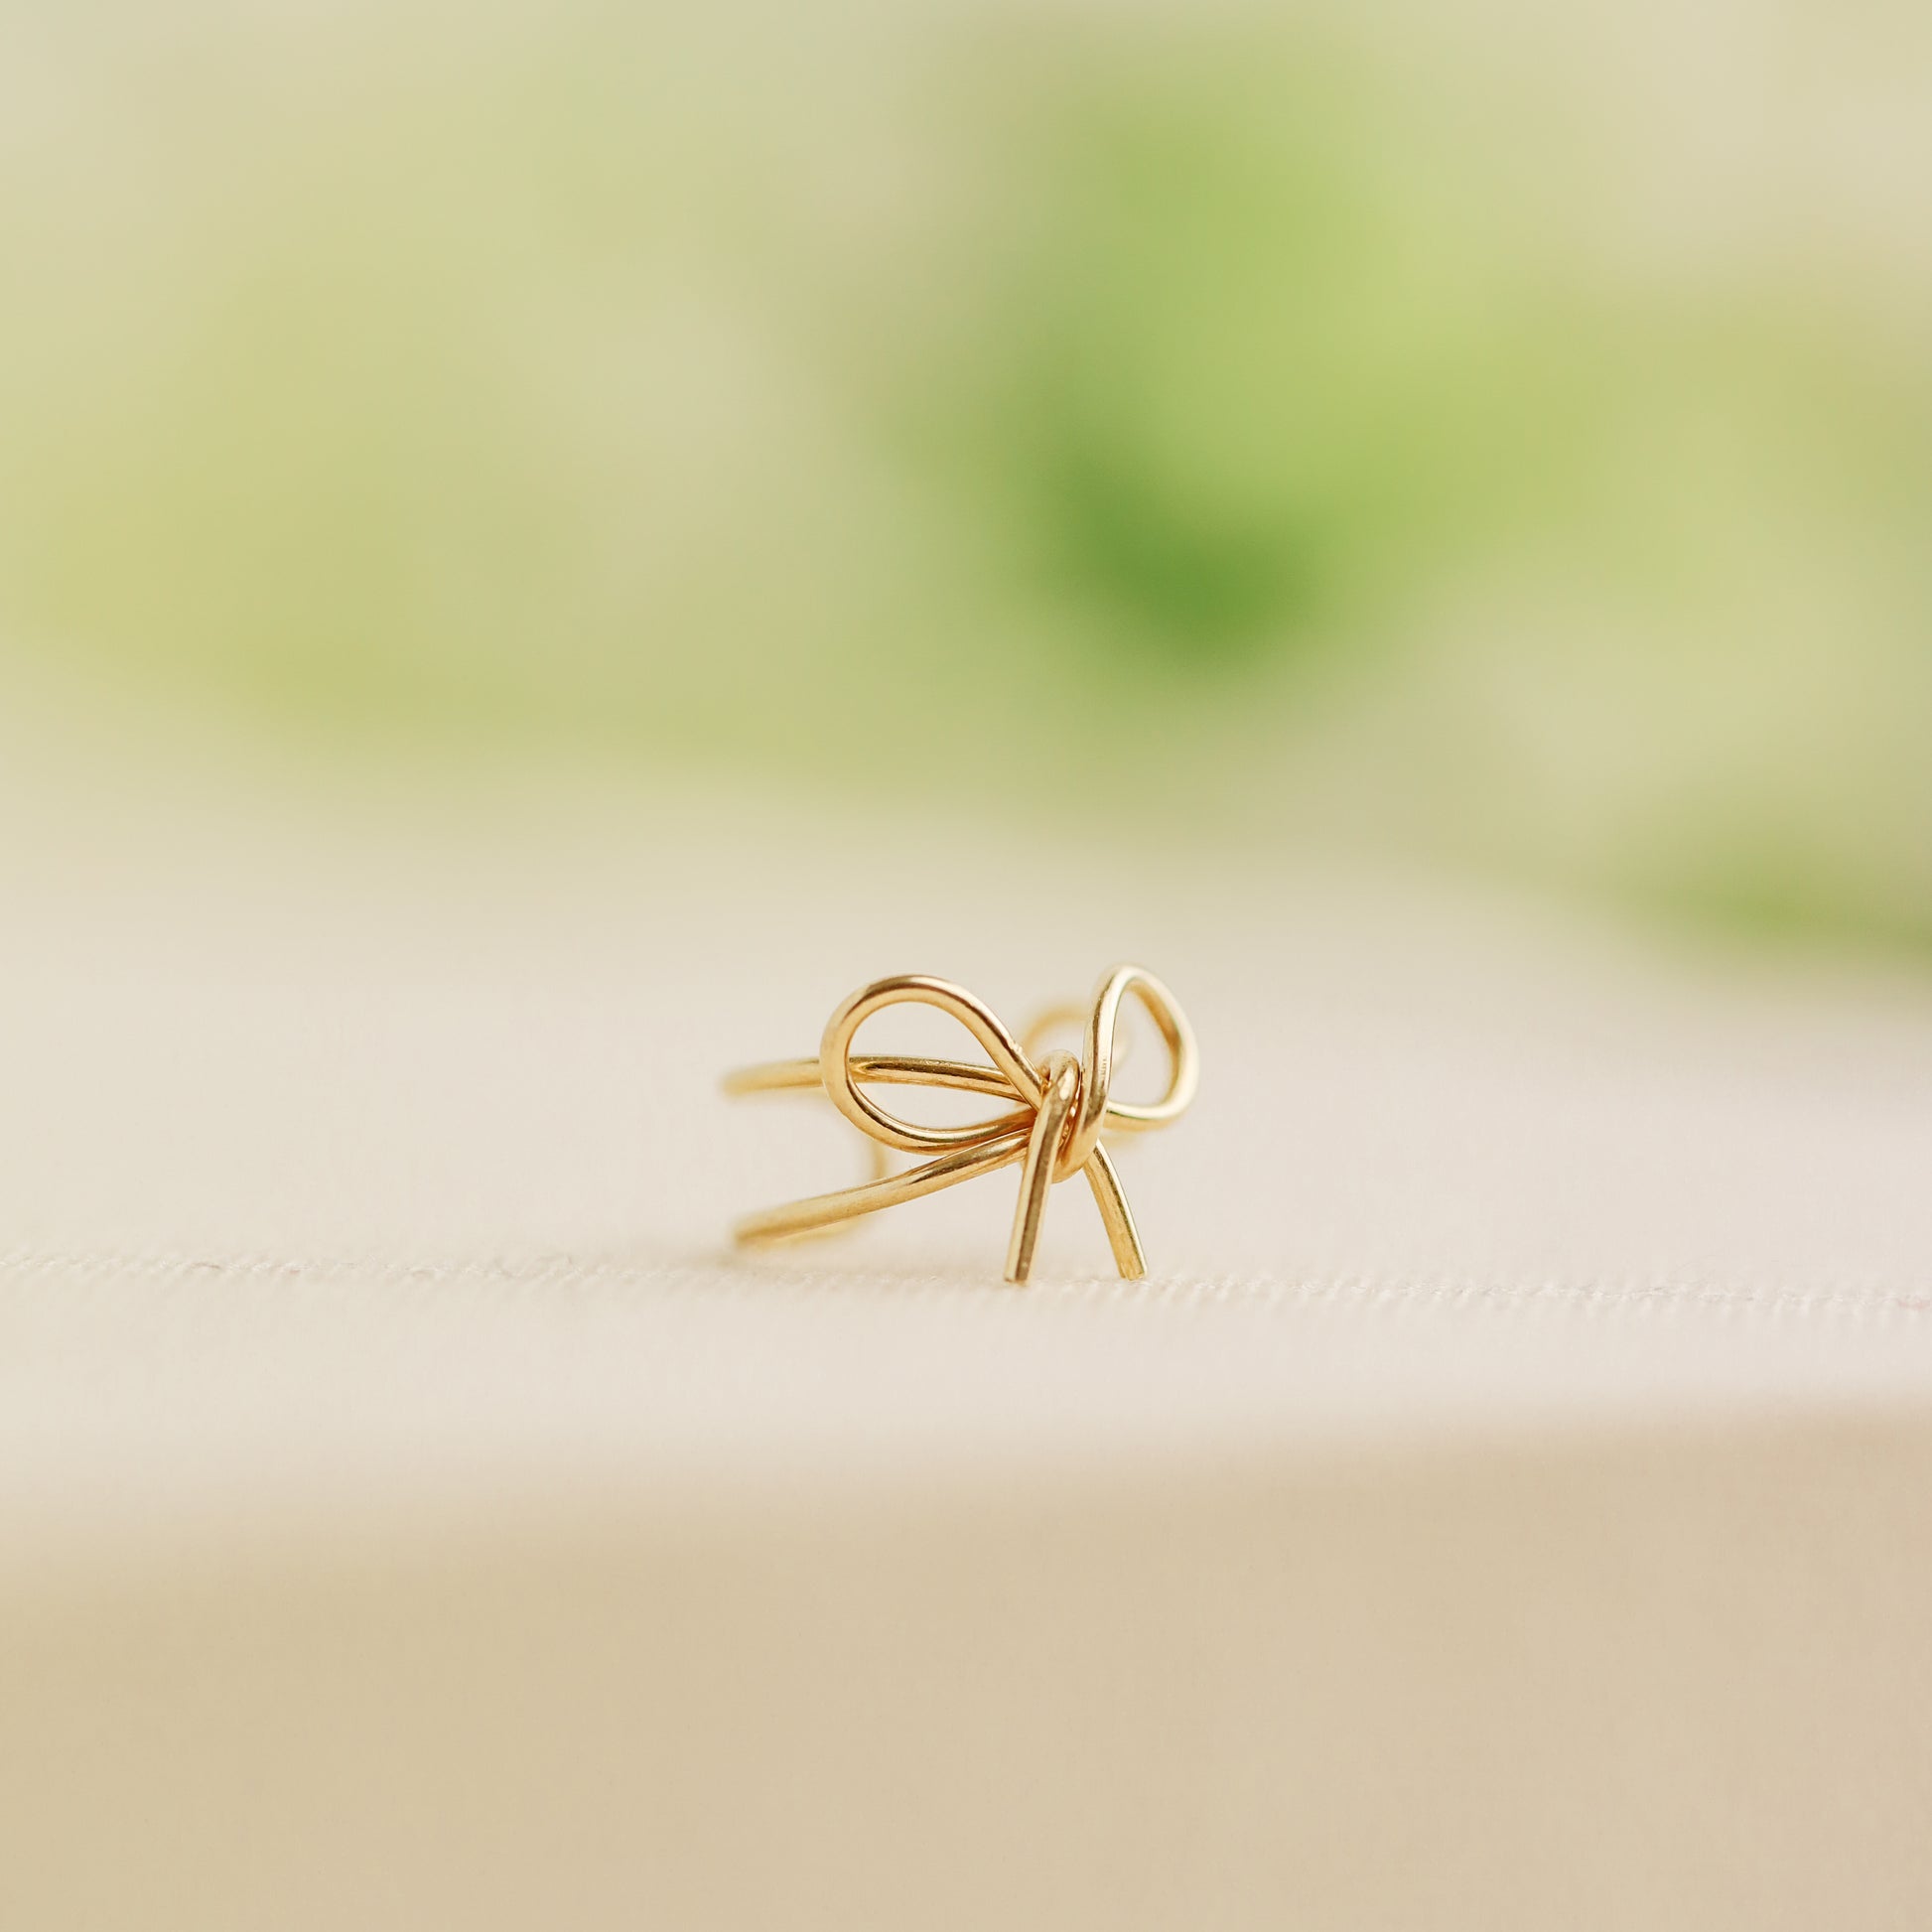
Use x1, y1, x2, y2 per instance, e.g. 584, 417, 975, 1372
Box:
3, 754, 1932, 1930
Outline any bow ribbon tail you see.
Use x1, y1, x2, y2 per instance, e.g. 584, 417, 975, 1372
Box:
1005, 1053, 1076, 1283
1079, 1142, 1145, 1281
1006, 1051, 1147, 1285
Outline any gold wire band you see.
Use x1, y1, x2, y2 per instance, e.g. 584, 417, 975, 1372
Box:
724, 965, 1197, 1284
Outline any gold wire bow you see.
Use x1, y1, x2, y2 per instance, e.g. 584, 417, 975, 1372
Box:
724, 965, 1198, 1283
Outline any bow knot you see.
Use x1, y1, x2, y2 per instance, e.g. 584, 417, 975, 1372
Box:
727, 965, 1197, 1282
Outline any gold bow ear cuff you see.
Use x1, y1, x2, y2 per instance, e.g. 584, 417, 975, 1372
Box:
724, 965, 1197, 1283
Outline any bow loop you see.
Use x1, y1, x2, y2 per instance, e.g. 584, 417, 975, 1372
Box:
1061, 965, 1198, 1178
819, 974, 1040, 1157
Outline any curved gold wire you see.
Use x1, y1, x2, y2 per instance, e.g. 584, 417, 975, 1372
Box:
724, 965, 1197, 1284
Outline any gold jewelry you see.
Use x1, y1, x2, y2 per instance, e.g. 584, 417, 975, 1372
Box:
725, 965, 1197, 1283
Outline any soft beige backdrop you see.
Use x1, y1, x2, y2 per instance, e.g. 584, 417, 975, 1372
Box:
3, 724, 1932, 1929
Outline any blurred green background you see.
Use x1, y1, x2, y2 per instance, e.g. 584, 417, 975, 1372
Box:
3, 0, 1929, 945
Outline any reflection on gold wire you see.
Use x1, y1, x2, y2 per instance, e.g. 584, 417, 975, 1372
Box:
725, 965, 1197, 1284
